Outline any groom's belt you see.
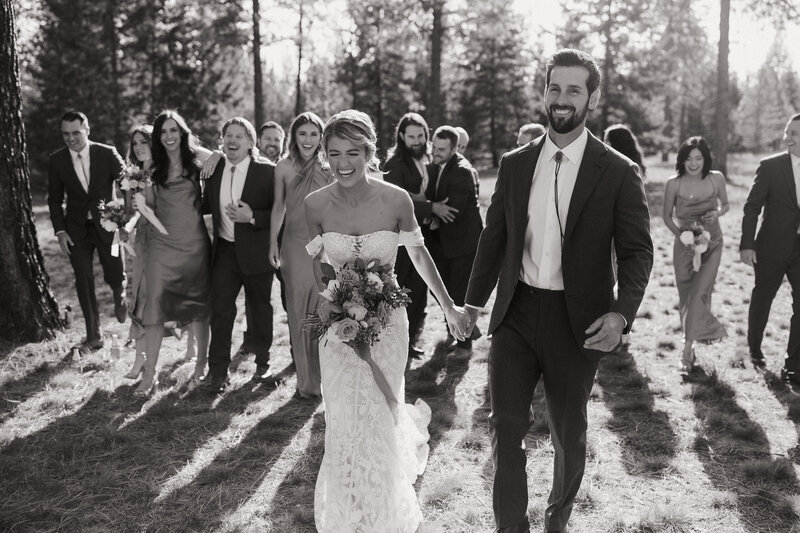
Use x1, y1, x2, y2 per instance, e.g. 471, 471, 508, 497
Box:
515, 281, 565, 299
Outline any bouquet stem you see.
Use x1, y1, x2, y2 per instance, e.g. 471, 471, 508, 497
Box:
353, 343, 399, 424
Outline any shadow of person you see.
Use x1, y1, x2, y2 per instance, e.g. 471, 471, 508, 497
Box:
690, 368, 800, 531
763, 370, 800, 465
0, 351, 74, 424
595, 346, 678, 476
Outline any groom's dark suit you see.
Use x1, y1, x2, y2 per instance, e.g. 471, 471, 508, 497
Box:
740, 152, 800, 371
203, 155, 275, 380
465, 132, 652, 531
47, 141, 126, 343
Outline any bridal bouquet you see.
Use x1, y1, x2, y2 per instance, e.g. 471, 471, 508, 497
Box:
117, 163, 153, 193
98, 199, 137, 257
679, 222, 711, 272
305, 258, 412, 420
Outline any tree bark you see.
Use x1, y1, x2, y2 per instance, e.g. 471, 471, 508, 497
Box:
253, 0, 264, 128
105, 0, 123, 148
294, 0, 304, 116
0, 0, 63, 341
428, 1, 443, 128
714, 0, 730, 174
600, 0, 613, 135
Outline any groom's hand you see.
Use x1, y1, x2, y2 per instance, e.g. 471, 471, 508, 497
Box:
584, 312, 625, 352
225, 201, 253, 224
464, 305, 479, 336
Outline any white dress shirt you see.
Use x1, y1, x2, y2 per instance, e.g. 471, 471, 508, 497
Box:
520, 129, 588, 290
413, 156, 430, 196
70, 144, 91, 193
219, 156, 251, 242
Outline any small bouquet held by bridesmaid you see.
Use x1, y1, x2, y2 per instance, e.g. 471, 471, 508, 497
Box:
305, 258, 412, 420
98, 199, 138, 257
679, 221, 711, 272
117, 164, 168, 236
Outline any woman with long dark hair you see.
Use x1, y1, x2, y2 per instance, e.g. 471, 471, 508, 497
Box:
268, 112, 332, 400
662, 136, 728, 372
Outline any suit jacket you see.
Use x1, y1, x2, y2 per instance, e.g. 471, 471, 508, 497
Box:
426, 152, 484, 259
47, 141, 124, 244
383, 153, 433, 223
465, 132, 653, 360
202, 156, 275, 275
740, 152, 799, 262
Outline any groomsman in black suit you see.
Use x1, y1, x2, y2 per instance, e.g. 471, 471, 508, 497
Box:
426, 125, 484, 356
47, 111, 127, 353
384, 113, 452, 358
203, 117, 276, 393
463, 49, 653, 531
741, 112, 800, 385
454, 126, 481, 196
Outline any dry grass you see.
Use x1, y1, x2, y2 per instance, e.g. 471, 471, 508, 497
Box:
2, 152, 800, 532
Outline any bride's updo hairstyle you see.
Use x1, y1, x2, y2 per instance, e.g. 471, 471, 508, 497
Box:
321, 109, 381, 174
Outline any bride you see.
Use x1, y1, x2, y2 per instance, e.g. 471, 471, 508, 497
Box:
304, 109, 469, 532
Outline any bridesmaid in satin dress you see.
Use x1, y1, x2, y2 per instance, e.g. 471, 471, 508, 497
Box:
269, 112, 333, 400
662, 136, 729, 372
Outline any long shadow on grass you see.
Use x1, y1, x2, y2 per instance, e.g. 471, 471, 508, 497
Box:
144, 394, 320, 532
405, 341, 471, 456
595, 347, 678, 476
0, 352, 73, 424
763, 370, 800, 465
690, 369, 800, 532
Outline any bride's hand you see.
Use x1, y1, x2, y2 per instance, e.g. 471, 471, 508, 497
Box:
269, 242, 280, 269
445, 305, 469, 342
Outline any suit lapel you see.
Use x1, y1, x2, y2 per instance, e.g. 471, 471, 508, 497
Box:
781, 153, 800, 212
511, 140, 543, 250
240, 158, 258, 203
87, 142, 99, 197
62, 148, 88, 197
563, 133, 607, 243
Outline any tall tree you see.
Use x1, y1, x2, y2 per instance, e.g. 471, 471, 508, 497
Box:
0, 0, 62, 341
253, 0, 264, 128
424, 0, 444, 128
713, 0, 730, 174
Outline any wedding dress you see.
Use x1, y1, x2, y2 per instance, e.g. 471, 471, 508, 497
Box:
306, 229, 432, 533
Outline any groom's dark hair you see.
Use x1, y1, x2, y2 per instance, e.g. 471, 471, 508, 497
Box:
546, 49, 601, 95
60, 111, 89, 127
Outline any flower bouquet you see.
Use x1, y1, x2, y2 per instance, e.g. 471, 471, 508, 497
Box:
117, 164, 168, 235
98, 199, 137, 257
305, 257, 412, 420
679, 221, 711, 272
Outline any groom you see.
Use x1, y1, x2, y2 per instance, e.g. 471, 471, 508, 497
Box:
48, 111, 127, 353
203, 117, 276, 393
464, 49, 653, 532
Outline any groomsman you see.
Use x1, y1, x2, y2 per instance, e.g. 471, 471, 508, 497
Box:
454, 126, 481, 195
237, 120, 287, 357
741, 112, 800, 385
426, 125, 484, 356
383, 113, 445, 358
48, 111, 127, 353
517, 122, 547, 147
203, 117, 276, 393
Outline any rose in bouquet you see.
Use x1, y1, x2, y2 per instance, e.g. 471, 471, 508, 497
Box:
118, 163, 153, 195
98, 199, 137, 257
305, 257, 412, 420
679, 221, 711, 272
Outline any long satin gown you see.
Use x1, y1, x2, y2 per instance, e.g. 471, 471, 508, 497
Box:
307, 229, 431, 533
672, 177, 727, 342
130, 174, 211, 333
280, 157, 331, 397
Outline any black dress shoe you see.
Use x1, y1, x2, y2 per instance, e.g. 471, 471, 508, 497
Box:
203, 374, 229, 394
252, 365, 277, 383
781, 368, 800, 387
73, 338, 104, 355
750, 353, 766, 370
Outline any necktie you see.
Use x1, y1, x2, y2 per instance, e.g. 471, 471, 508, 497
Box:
554, 151, 564, 246
76, 153, 89, 192
229, 166, 238, 207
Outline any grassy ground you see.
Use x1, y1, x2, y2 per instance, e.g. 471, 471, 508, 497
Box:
2, 152, 800, 532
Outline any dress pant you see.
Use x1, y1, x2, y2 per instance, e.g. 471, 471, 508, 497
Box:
748, 235, 800, 372
68, 220, 125, 342
208, 240, 273, 378
489, 282, 598, 532
394, 246, 427, 343
427, 230, 476, 347
243, 224, 288, 348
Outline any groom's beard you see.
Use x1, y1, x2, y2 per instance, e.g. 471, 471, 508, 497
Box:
547, 102, 589, 134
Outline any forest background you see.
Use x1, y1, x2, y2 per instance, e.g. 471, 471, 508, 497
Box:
12, 0, 800, 193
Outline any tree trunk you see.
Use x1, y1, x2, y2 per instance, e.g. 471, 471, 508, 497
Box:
428, 1, 443, 128
600, 0, 613, 135
105, 0, 123, 148
253, 0, 264, 128
714, 0, 730, 174
294, 0, 304, 116
0, 0, 63, 341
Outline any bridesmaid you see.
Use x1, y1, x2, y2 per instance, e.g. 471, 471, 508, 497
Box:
269, 112, 333, 399
662, 136, 729, 371
132, 110, 214, 396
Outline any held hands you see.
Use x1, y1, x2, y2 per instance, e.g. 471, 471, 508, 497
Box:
431, 197, 459, 223
584, 312, 625, 352
269, 242, 280, 269
740, 249, 757, 267
444, 305, 470, 342
56, 231, 74, 256
225, 201, 253, 224
200, 151, 223, 180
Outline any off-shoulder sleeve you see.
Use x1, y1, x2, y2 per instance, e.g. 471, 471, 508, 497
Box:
398, 227, 424, 247
306, 234, 324, 256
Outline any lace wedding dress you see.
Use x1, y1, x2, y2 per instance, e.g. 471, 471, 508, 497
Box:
306, 229, 432, 533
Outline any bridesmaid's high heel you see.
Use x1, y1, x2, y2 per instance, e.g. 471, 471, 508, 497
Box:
679, 345, 697, 374
134, 373, 158, 398
124, 356, 145, 379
